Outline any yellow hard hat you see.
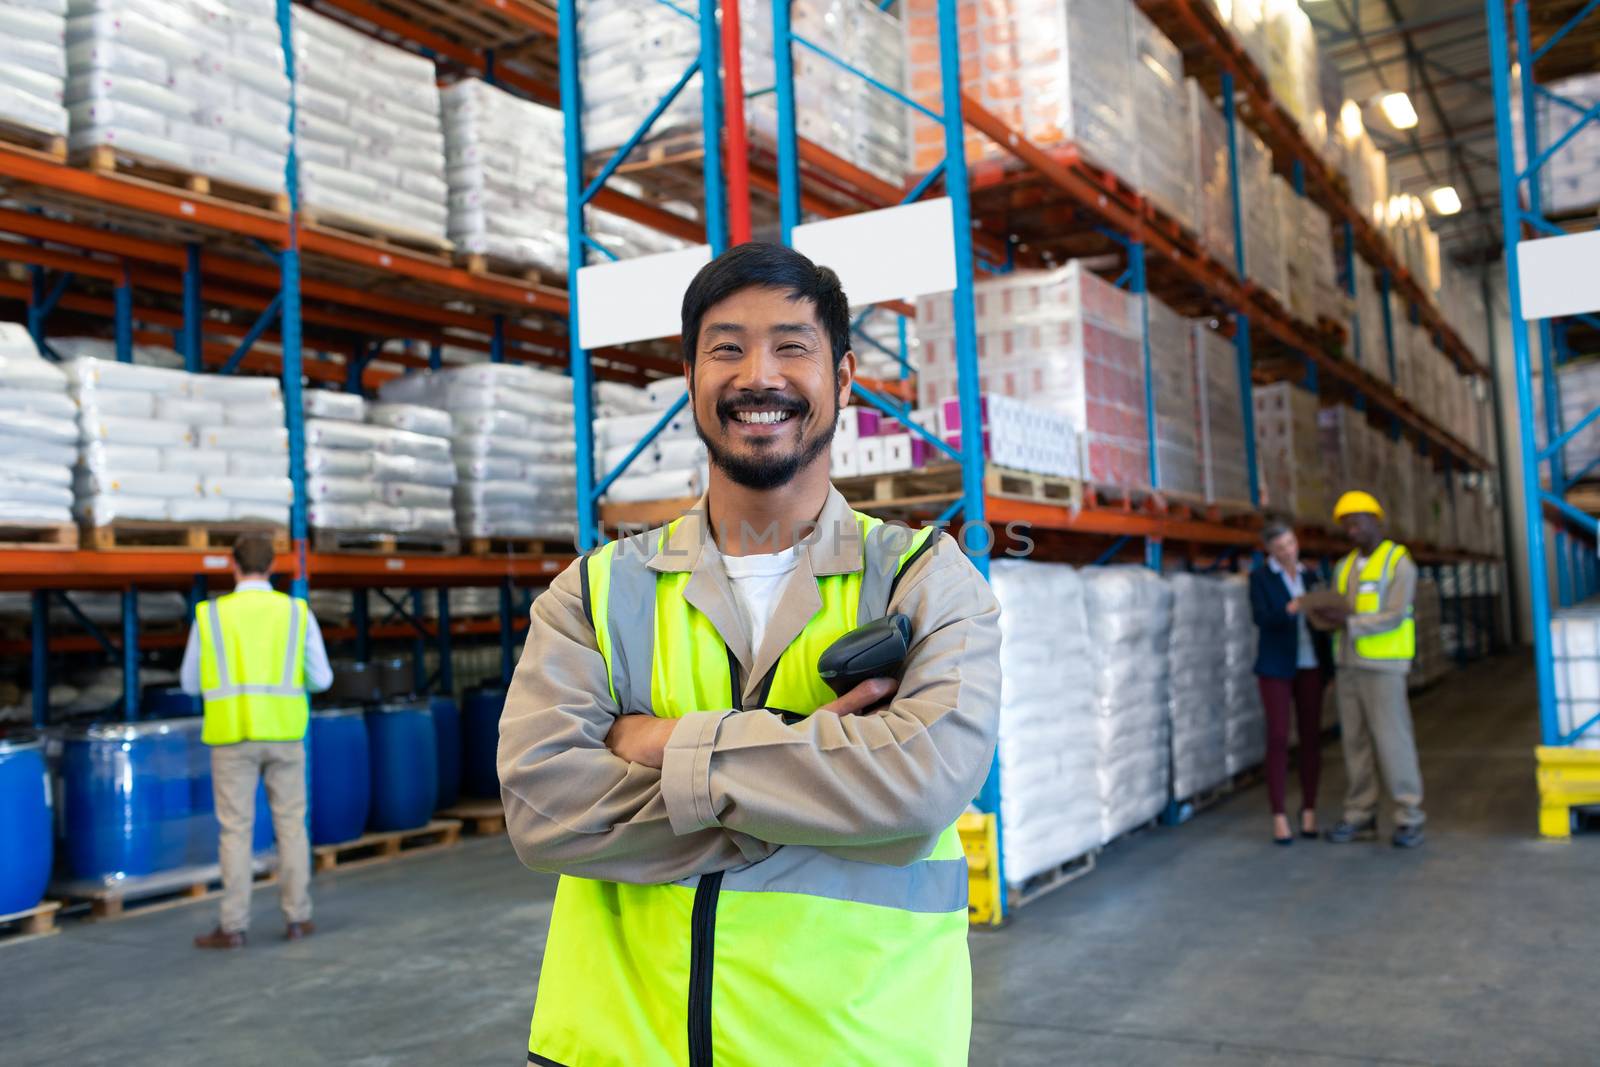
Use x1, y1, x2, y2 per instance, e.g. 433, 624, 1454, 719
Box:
1333, 490, 1384, 521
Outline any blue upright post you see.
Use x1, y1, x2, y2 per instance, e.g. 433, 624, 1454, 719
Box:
771, 0, 801, 242
1341, 220, 1359, 366
1134, 242, 1161, 570
188, 575, 207, 714
30, 590, 47, 728
436, 588, 454, 695
499, 579, 516, 686
114, 265, 134, 363
182, 243, 202, 372
429, 341, 443, 370
411, 589, 428, 695
559, 0, 598, 551
491, 315, 506, 363
897, 314, 910, 380
696, 0, 727, 255
278, 0, 308, 599
352, 590, 370, 663
122, 587, 139, 721
1221, 72, 1260, 505
1488, 0, 1558, 745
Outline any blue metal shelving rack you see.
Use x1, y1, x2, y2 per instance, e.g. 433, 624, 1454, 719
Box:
1487, 0, 1600, 752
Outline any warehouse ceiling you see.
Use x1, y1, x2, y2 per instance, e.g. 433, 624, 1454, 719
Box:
1309, 0, 1600, 265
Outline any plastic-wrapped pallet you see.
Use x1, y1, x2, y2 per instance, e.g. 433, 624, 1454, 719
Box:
1544, 358, 1600, 481
1253, 382, 1328, 523
442, 78, 565, 274
1240, 129, 1287, 308
1351, 258, 1386, 379
1552, 604, 1600, 749
291, 5, 447, 244
1, 0, 68, 140
1081, 565, 1172, 844
1193, 321, 1250, 505
904, 0, 1132, 182
1276, 181, 1342, 326
1188, 79, 1236, 270
595, 376, 708, 506
65, 0, 291, 195
301, 398, 457, 537
745, 0, 907, 186
587, 201, 692, 261
1148, 296, 1200, 496
1218, 574, 1265, 775
378, 364, 576, 541
1513, 72, 1600, 216
1411, 577, 1446, 691
917, 263, 1149, 491
578, 0, 700, 156
0, 323, 76, 524
1166, 573, 1228, 800
1317, 404, 1378, 499
1131, 6, 1194, 232
989, 560, 1100, 887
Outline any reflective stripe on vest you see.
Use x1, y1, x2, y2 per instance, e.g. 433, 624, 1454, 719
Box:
196, 590, 310, 745
529, 514, 970, 1067
1335, 540, 1416, 661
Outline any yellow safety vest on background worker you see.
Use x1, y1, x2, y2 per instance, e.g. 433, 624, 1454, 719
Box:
1335, 539, 1415, 661
195, 589, 310, 746
529, 513, 969, 1067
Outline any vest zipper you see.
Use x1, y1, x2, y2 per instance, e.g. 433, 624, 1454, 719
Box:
687, 645, 742, 1066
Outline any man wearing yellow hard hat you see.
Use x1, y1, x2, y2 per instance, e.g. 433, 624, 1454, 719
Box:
1307, 491, 1426, 848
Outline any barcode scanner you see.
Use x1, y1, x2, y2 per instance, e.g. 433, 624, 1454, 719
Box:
818, 613, 913, 695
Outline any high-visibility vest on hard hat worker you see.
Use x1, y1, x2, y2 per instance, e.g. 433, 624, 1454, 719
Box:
195, 589, 310, 746
528, 512, 970, 1067
1334, 539, 1415, 662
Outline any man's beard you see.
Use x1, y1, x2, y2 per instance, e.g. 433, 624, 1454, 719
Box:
694, 381, 839, 492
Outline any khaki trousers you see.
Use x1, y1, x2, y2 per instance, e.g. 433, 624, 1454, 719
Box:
1336, 668, 1425, 829
211, 740, 312, 933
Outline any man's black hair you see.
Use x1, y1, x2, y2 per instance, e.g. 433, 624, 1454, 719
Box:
680, 243, 851, 367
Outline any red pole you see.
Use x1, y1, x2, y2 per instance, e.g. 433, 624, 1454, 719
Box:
720, 0, 753, 244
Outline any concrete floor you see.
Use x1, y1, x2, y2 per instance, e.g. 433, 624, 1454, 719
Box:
8, 657, 1596, 1066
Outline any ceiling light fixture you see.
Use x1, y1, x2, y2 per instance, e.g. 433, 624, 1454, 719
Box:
1428, 186, 1462, 215
1379, 91, 1419, 130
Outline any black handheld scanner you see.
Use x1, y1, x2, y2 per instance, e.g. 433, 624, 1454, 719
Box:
817, 613, 913, 696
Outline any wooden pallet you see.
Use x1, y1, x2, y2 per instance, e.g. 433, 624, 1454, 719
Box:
464, 535, 570, 558
1566, 483, 1600, 517
598, 497, 701, 531
77, 144, 290, 214
839, 463, 1084, 512
312, 819, 461, 872
84, 522, 288, 553
0, 522, 78, 551
1010, 849, 1099, 910
302, 211, 454, 255
73, 868, 277, 922
310, 528, 461, 556
437, 798, 506, 835
454, 250, 550, 284
984, 466, 1083, 509
0, 124, 65, 161
0, 900, 61, 943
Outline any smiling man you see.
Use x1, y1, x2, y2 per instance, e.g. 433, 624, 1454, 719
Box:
498, 242, 1002, 1067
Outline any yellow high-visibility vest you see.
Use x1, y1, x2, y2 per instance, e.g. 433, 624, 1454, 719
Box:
195, 589, 310, 746
1335, 540, 1416, 661
528, 513, 970, 1067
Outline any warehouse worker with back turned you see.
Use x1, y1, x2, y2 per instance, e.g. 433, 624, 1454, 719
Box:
499, 243, 1002, 1067
1314, 491, 1426, 849
180, 532, 333, 948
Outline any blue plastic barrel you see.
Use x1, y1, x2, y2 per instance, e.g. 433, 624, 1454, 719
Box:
310, 708, 370, 845
0, 735, 52, 915
429, 696, 461, 810
365, 702, 437, 832
61, 719, 273, 883
461, 686, 505, 798
141, 685, 197, 720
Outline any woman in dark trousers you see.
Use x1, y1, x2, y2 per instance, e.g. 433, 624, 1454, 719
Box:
1249, 521, 1335, 845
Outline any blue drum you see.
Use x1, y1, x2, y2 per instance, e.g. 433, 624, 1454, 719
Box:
0, 735, 52, 915
429, 696, 461, 811
141, 685, 197, 720
310, 708, 370, 846
461, 686, 505, 798
365, 702, 437, 832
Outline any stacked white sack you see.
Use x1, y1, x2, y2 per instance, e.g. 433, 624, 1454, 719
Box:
63, 351, 291, 526
1, 0, 68, 140
301, 388, 457, 537
990, 560, 1101, 886
292, 5, 447, 243
1219, 574, 1266, 774
442, 78, 565, 273
595, 375, 708, 506
377, 364, 576, 541
1166, 573, 1228, 800
0, 324, 76, 524
1081, 565, 1173, 844
66, 0, 292, 195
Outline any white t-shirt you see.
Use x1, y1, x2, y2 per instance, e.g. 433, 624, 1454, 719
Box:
721, 544, 802, 656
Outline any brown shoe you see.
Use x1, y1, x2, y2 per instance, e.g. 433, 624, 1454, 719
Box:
285, 921, 315, 941
194, 927, 246, 950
